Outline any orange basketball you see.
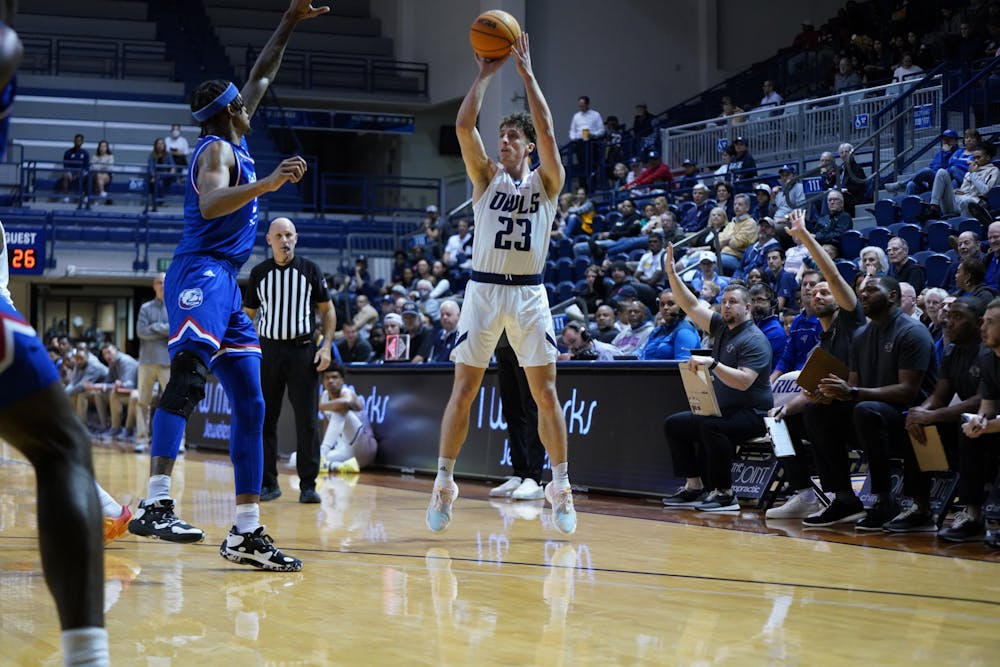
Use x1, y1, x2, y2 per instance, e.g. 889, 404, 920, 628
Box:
469, 10, 522, 60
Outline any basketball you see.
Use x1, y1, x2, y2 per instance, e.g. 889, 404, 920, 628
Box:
469, 10, 521, 60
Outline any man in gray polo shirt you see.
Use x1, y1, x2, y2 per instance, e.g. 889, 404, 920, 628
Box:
661, 243, 773, 511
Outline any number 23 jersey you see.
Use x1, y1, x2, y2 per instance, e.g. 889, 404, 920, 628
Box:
470, 166, 556, 277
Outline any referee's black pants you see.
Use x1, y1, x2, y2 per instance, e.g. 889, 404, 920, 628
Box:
260, 338, 319, 492
495, 344, 545, 483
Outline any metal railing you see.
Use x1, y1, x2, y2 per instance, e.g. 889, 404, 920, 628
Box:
20, 34, 174, 81
661, 78, 944, 174
19, 160, 185, 212
244, 48, 428, 97
319, 173, 440, 218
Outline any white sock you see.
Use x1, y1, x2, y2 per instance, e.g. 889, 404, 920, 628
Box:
93, 483, 121, 519
61, 626, 109, 667
435, 457, 455, 486
235, 503, 260, 534
551, 461, 569, 489
146, 475, 171, 502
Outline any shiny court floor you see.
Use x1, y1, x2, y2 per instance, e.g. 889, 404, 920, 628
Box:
1, 444, 998, 665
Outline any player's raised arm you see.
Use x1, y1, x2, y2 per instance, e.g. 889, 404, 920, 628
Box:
511, 33, 564, 200
456, 53, 507, 200
241, 0, 329, 118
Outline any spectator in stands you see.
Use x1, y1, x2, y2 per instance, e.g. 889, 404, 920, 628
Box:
640, 289, 700, 361
837, 143, 867, 214
409, 205, 444, 260
943, 231, 982, 291
729, 137, 757, 193
612, 300, 654, 357
680, 183, 713, 233
632, 103, 655, 148
792, 19, 820, 51
603, 115, 624, 175
859, 245, 890, 276
578, 264, 606, 316
688, 251, 730, 301
885, 129, 961, 196
399, 301, 433, 363
772, 164, 806, 230
752, 183, 773, 220
887, 236, 926, 293
894, 296, 985, 533
948, 128, 984, 187
633, 232, 665, 288
899, 282, 921, 319
833, 56, 862, 91
921, 287, 948, 351
892, 52, 924, 81
719, 194, 758, 275
90, 140, 113, 202
767, 211, 864, 520
164, 124, 189, 168
443, 218, 473, 271
770, 269, 823, 381
645, 210, 683, 244
367, 323, 386, 362
714, 181, 735, 218
352, 293, 379, 337
758, 79, 784, 109
413, 279, 440, 325
336, 321, 372, 364
947, 298, 1000, 547
147, 137, 176, 206
954, 257, 998, 305
749, 283, 787, 369
734, 216, 780, 281
675, 159, 702, 197
662, 245, 772, 512
713, 145, 737, 186
717, 96, 747, 125
65, 346, 109, 434
808, 189, 852, 249
429, 260, 452, 298
610, 161, 629, 190
56, 133, 89, 202
985, 222, 1000, 290
764, 247, 799, 311
928, 143, 999, 222
560, 320, 617, 361
575, 198, 641, 259
623, 148, 673, 193
562, 187, 595, 238
593, 303, 623, 344
675, 206, 728, 274
430, 300, 460, 363
568, 95, 604, 188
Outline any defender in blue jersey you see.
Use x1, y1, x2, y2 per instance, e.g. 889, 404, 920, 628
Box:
127, 0, 329, 572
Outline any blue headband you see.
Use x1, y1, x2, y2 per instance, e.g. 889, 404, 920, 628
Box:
192, 82, 239, 122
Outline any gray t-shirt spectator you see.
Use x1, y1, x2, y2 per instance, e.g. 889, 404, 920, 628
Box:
708, 312, 773, 412
850, 307, 937, 409
137, 297, 170, 366
105, 351, 139, 388
65, 353, 107, 395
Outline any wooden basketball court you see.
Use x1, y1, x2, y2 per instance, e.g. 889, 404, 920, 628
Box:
1, 444, 998, 665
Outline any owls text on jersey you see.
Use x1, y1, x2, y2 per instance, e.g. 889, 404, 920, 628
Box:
470, 167, 556, 277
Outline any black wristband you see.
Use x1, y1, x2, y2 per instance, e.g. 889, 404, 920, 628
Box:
850, 387, 859, 401
709, 359, 719, 370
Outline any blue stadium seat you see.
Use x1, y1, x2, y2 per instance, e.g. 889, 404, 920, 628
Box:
557, 237, 574, 259
591, 213, 608, 234
988, 186, 1000, 215
573, 257, 590, 281
950, 216, 982, 237
556, 280, 576, 303
872, 199, 897, 227
923, 253, 951, 289
887, 222, 923, 252
544, 260, 557, 284
556, 257, 574, 283
840, 229, 865, 260
863, 226, 891, 250
836, 259, 858, 287
899, 195, 923, 225
925, 220, 954, 253
544, 282, 556, 303
911, 250, 934, 265
628, 248, 646, 262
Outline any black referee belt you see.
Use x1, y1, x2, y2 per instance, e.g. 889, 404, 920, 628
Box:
262, 335, 314, 346
470, 271, 543, 286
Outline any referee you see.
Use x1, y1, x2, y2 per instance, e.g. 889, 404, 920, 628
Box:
244, 217, 336, 504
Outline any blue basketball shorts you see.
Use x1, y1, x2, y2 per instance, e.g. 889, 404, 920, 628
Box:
0, 298, 59, 410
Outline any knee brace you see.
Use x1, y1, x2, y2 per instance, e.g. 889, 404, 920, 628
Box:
158, 351, 208, 418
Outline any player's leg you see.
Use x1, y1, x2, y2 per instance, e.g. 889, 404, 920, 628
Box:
0, 383, 109, 665
213, 352, 302, 571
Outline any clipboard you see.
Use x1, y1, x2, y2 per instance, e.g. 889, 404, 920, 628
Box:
908, 425, 950, 472
795, 346, 849, 393
679, 364, 721, 417
764, 417, 796, 457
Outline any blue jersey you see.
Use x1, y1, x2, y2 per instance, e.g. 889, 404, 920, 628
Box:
176, 135, 259, 269
0, 298, 58, 410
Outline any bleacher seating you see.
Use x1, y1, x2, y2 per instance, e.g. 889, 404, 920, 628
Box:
925, 221, 955, 254
862, 226, 890, 251
887, 222, 923, 253
923, 253, 952, 289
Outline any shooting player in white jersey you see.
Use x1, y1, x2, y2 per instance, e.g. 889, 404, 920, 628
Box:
426, 32, 576, 535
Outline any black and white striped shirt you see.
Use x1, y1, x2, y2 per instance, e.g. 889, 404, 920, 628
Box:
245, 256, 328, 341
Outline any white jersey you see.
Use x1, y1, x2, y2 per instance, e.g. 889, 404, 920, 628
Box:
0, 220, 10, 305
471, 166, 556, 276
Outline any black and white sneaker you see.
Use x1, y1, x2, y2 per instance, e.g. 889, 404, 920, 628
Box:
883, 505, 936, 533
128, 498, 205, 543
694, 490, 740, 512
220, 526, 303, 572
662, 486, 708, 508
802, 498, 866, 527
